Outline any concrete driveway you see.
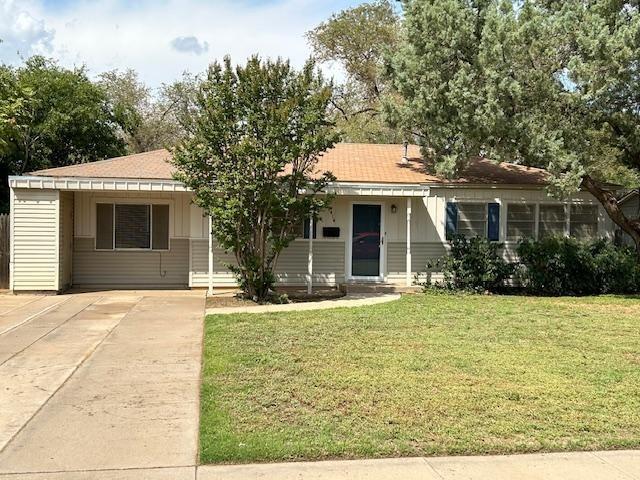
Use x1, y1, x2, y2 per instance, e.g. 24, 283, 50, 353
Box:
0, 290, 204, 479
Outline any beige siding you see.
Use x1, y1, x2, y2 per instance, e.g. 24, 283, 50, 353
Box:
11, 188, 60, 291
73, 237, 189, 288
190, 239, 346, 287
190, 239, 237, 287
387, 242, 447, 280
275, 241, 346, 285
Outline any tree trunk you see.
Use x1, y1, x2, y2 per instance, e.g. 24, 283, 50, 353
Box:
581, 175, 640, 256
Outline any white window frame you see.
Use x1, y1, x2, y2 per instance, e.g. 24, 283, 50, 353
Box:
505, 201, 599, 242
95, 201, 171, 252
569, 204, 599, 239
505, 203, 537, 242
455, 202, 489, 239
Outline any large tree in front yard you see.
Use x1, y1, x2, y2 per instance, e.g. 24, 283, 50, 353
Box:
386, 0, 640, 252
173, 56, 338, 300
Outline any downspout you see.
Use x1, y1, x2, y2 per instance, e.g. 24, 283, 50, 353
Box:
208, 215, 213, 296
307, 216, 314, 294
406, 197, 412, 287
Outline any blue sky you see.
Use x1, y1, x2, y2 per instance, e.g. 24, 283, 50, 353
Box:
0, 0, 367, 88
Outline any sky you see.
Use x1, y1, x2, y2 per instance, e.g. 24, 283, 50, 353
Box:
0, 0, 368, 88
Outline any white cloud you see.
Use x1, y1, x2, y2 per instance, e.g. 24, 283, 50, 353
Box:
0, 0, 356, 88
0, 0, 54, 60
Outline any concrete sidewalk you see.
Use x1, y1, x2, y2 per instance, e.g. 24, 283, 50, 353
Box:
206, 292, 400, 315
196, 451, 640, 479
0, 450, 637, 479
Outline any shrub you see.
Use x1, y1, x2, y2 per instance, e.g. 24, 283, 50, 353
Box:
424, 235, 515, 293
517, 236, 640, 296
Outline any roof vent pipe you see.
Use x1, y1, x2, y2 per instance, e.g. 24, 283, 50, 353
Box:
401, 140, 409, 164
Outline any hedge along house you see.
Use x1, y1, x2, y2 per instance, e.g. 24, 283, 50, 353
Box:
8, 143, 615, 294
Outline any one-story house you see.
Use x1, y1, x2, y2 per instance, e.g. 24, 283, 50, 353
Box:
8, 143, 614, 293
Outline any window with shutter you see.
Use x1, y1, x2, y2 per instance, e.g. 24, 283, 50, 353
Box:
115, 204, 151, 249
96, 203, 170, 250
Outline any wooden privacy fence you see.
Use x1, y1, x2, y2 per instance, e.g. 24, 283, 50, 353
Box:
0, 214, 8, 289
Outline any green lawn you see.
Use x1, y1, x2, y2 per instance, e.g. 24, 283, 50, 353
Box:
199, 293, 640, 464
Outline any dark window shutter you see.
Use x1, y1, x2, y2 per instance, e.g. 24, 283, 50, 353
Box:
446, 202, 458, 240
488, 203, 500, 241
152, 205, 170, 249
96, 203, 114, 249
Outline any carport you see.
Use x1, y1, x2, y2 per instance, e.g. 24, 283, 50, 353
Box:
8, 173, 197, 292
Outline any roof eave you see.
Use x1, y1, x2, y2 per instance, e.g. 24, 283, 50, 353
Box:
9, 175, 188, 192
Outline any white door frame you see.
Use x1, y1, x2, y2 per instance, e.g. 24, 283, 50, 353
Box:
346, 201, 386, 282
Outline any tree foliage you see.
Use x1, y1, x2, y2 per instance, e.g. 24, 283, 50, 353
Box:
99, 69, 194, 153
173, 56, 338, 300
386, 0, 640, 252
0, 56, 126, 211
307, 0, 403, 143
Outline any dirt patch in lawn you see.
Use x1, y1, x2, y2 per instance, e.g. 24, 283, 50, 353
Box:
206, 288, 345, 309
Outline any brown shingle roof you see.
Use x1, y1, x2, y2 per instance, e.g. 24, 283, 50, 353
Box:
30, 143, 549, 186
31, 149, 175, 180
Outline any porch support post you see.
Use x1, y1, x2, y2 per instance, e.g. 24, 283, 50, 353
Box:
208, 215, 213, 296
406, 197, 412, 287
307, 216, 314, 294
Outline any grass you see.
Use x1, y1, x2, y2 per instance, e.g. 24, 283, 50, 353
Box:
199, 293, 640, 464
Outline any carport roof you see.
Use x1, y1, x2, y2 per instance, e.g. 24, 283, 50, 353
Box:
29, 143, 549, 186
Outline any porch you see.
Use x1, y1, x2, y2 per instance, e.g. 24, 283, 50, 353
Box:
8, 176, 434, 293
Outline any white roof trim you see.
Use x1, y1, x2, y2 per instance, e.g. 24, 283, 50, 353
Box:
327, 182, 430, 197
9, 175, 189, 192
9, 176, 432, 196
11, 176, 543, 196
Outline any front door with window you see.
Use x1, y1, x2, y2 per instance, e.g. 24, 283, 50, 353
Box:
351, 204, 383, 280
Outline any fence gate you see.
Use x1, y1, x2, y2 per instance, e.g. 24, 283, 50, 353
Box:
0, 214, 9, 289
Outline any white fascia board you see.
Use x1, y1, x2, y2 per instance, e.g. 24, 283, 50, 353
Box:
327, 182, 431, 197
428, 183, 546, 191
8, 175, 189, 192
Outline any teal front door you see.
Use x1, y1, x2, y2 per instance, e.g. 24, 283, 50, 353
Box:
351, 204, 382, 278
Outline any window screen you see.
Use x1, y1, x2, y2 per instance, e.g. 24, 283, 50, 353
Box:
457, 203, 487, 238
152, 205, 170, 249
539, 205, 566, 237
570, 205, 598, 239
96, 203, 114, 249
115, 204, 150, 249
507, 204, 536, 240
